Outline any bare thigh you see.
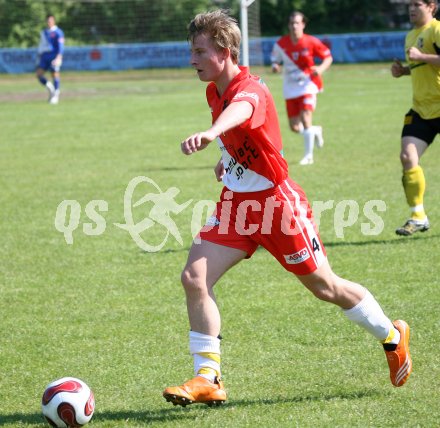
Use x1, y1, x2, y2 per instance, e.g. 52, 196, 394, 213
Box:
182, 239, 247, 290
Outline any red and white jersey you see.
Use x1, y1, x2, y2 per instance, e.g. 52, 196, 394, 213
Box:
271, 34, 332, 100
206, 67, 288, 193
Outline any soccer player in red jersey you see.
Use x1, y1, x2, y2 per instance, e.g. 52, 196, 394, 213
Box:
163, 10, 411, 408
271, 11, 333, 165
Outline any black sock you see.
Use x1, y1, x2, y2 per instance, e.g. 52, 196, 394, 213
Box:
383, 343, 397, 351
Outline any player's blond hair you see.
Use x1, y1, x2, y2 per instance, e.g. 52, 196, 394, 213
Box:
187, 9, 241, 64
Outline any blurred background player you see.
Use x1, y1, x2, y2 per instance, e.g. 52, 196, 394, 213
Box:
271, 11, 332, 165
391, 0, 440, 236
36, 14, 64, 104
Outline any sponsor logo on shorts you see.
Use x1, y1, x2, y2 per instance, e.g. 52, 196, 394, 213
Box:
284, 248, 310, 264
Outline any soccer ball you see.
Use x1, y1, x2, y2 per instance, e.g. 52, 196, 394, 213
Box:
41, 377, 95, 427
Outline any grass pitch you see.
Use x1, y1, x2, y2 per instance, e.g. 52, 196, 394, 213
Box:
0, 64, 439, 427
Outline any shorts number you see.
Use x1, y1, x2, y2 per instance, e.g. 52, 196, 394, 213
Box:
312, 237, 320, 253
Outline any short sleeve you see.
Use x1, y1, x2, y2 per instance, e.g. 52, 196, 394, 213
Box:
433, 21, 440, 51
313, 37, 332, 60
231, 85, 266, 129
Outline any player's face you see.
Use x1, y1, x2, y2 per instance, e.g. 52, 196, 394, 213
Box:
47, 16, 55, 28
408, 0, 435, 27
190, 33, 226, 83
288, 15, 305, 39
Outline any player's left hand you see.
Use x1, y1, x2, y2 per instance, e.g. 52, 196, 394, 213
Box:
214, 159, 225, 182
271, 63, 281, 73
51, 56, 62, 68
310, 66, 320, 76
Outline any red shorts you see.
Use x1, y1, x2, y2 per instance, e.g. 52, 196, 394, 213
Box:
286, 94, 317, 118
198, 178, 326, 275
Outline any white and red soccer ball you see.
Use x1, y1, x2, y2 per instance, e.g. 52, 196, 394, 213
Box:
41, 377, 95, 427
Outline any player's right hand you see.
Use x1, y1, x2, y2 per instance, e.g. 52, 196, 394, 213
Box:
391, 59, 405, 78
271, 63, 280, 73
181, 130, 216, 155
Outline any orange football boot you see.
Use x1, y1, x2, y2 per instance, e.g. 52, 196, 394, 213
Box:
163, 376, 226, 407
384, 320, 412, 387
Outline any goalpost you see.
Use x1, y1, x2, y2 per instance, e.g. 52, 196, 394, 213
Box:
240, 0, 255, 67
239, 0, 263, 67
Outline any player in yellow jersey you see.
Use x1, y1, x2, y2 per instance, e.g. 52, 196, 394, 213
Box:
391, 0, 440, 236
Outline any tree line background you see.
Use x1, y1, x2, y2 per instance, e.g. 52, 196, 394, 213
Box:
0, 0, 413, 48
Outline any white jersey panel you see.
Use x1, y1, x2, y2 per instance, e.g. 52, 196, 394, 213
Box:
38, 30, 52, 54
217, 137, 274, 192
271, 43, 319, 100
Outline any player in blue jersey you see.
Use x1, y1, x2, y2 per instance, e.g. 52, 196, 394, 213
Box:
36, 14, 64, 104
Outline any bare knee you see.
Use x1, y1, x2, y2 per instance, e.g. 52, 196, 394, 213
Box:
181, 267, 196, 290
302, 275, 365, 309
400, 150, 412, 169
181, 267, 208, 297
298, 265, 338, 303
290, 123, 302, 133
307, 280, 337, 302
400, 139, 426, 170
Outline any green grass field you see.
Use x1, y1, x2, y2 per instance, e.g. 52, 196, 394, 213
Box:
1, 64, 439, 427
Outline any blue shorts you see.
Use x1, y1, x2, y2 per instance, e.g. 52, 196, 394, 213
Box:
37, 52, 60, 72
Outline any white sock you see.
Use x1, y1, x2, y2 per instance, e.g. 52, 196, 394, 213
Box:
410, 205, 427, 221
46, 81, 55, 92
343, 290, 399, 344
302, 128, 314, 158
189, 331, 221, 381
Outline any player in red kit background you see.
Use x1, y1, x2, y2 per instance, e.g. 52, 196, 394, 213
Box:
162, 9, 411, 408
271, 11, 333, 165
